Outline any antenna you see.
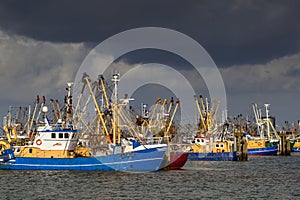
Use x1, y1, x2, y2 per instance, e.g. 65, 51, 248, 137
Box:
112, 73, 120, 103
264, 103, 270, 140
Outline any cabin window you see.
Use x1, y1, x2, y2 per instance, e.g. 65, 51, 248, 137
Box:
201, 139, 204, 143
197, 139, 200, 143
220, 144, 224, 148
64, 133, 69, 138
59, 133, 63, 138
216, 144, 219, 147
29, 148, 32, 154
51, 133, 56, 138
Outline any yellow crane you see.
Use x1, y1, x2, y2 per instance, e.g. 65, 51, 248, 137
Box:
83, 73, 111, 144
195, 95, 220, 133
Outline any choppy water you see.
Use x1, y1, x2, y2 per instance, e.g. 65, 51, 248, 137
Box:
1, 154, 300, 200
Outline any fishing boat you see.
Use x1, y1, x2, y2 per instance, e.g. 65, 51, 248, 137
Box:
0, 122, 167, 171
188, 135, 237, 161
0, 75, 168, 172
291, 136, 300, 152
169, 152, 188, 169
134, 98, 188, 170
187, 96, 238, 161
247, 139, 278, 156
282, 122, 300, 153
247, 103, 279, 156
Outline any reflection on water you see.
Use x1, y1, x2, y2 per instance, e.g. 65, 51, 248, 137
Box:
1, 154, 300, 199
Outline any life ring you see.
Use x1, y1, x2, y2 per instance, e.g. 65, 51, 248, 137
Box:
216, 149, 220, 153
36, 139, 42, 146
257, 142, 262, 146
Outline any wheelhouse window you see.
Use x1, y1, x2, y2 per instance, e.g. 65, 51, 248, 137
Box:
64, 133, 69, 138
59, 133, 63, 138
14, 147, 21, 153
51, 133, 56, 138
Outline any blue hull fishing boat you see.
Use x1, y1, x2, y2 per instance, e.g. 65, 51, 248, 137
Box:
0, 75, 168, 172
0, 147, 167, 171
247, 145, 278, 156
188, 152, 238, 161
247, 104, 279, 156
187, 96, 239, 162
188, 134, 238, 161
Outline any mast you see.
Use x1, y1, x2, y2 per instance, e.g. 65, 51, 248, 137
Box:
195, 96, 206, 132
112, 73, 120, 145
98, 75, 110, 108
26, 105, 31, 134
165, 99, 180, 137
55, 100, 62, 120
36, 96, 46, 123
264, 104, 270, 140
74, 80, 86, 117
50, 99, 58, 122
66, 82, 74, 125
29, 95, 39, 132
145, 98, 161, 135
154, 99, 167, 128
167, 97, 174, 114
83, 73, 110, 141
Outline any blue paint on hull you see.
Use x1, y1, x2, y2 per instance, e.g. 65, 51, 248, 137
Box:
248, 146, 278, 156
187, 152, 238, 161
292, 148, 300, 152
0, 147, 167, 172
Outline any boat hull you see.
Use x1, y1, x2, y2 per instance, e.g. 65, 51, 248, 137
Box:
169, 152, 188, 170
292, 138, 300, 152
0, 147, 167, 172
187, 152, 238, 161
248, 146, 278, 156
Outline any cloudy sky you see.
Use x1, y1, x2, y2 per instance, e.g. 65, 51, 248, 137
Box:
1, 0, 300, 127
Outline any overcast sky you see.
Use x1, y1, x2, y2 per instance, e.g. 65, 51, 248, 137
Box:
1, 0, 300, 127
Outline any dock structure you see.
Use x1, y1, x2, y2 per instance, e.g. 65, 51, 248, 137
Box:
234, 131, 248, 161
279, 131, 291, 156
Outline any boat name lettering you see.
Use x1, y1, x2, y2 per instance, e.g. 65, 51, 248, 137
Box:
121, 152, 135, 159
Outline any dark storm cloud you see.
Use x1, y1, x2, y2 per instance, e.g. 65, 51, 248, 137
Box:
1, 0, 300, 124
0, 0, 300, 66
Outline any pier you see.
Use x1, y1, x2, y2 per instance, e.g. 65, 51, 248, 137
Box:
279, 131, 291, 156
234, 131, 248, 161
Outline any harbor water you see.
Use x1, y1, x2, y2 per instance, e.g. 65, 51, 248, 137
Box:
1, 154, 299, 199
